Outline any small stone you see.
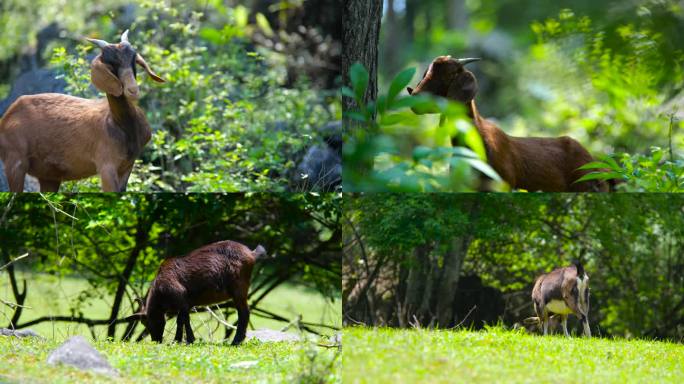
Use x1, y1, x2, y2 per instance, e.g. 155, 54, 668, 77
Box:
246, 329, 302, 343
230, 360, 259, 369
46, 336, 118, 377
0, 328, 42, 338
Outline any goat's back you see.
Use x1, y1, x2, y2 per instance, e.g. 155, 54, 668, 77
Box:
532, 264, 580, 308
152, 241, 257, 304
0, 94, 112, 179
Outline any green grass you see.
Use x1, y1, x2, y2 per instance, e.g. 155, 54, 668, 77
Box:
0, 335, 340, 383
0, 272, 341, 382
1, 272, 340, 340
343, 327, 684, 384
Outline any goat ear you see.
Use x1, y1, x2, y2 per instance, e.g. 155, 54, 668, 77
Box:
91, 56, 123, 96
447, 70, 478, 103
136, 54, 165, 83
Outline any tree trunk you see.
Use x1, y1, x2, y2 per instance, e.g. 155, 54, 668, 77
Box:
3, 250, 27, 328
447, 0, 468, 30
435, 236, 470, 327
342, 0, 383, 126
106, 211, 155, 339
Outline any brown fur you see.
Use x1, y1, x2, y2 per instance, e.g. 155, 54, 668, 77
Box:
0, 30, 164, 192
130, 240, 266, 345
407, 55, 607, 192
531, 262, 591, 337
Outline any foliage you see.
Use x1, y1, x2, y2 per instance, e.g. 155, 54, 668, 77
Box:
343, 63, 503, 192
0, 273, 341, 339
0, 336, 341, 383
343, 193, 684, 340
375, 1, 684, 192
5, 0, 339, 192
578, 148, 684, 192
0, 193, 341, 339
343, 327, 684, 383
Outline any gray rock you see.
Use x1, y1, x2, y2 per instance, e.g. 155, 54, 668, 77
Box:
0, 328, 42, 338
246, 329, 302, 343
0, 161, 40, 192
0, 68, 66, 116
294, 121, 341, 191
46, 336, 118, 377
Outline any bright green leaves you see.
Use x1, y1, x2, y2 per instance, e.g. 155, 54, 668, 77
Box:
344, 62, 504, 192
576, 148, 684, 191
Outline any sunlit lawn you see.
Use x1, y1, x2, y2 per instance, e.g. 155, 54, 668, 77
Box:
0, 271, 340, 340
343, 327, 684, 384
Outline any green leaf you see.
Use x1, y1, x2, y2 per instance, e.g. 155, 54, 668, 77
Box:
387, 68, 416, 107
350, 62, 369, 105
577, 161, 611, 170
255, 13, 274, 36
451, 147, 480, 159
413, 146, 432, 161
345, 111, 367, 122
456, 120, 487, 161
462, 158, 502, 181
341, 87, 356, 99
574, 171, 624, 183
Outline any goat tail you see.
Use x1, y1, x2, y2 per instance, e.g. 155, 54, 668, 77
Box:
252, 245, 267, 260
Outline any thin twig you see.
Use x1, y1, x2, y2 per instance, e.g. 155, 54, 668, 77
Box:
205, 306, 237, 329
451, 305, 477, 330
0, 253, 30, 271
0, 298, 32, 309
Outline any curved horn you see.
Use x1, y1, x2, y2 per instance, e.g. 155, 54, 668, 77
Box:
456, 57, 481, 65
86, 38, 109, 49
120, 29, 130, 44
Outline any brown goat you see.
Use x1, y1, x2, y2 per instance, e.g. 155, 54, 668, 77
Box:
0, 30, 164, 192
531, 261, 591, 337
407, 55, 607, 192
128, 240, 266, 345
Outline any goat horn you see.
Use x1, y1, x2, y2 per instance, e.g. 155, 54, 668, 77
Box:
86, 38, 109, 49
456, 57, 481, 65
121, 29, 130, 44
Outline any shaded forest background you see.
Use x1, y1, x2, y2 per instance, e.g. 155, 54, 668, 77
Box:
344, 0, 684, 191
0, 192, 341, 341
343, 193, 684, 341
0, 0, 341, 192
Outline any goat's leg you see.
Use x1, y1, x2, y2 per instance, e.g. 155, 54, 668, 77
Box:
542, 310, 549, 336
231, 298, 250, 346
5, 157, 27, 192
561, 315, 569, 337
184, 311, 195, 344
39, 179, 61, 192
118, 165, 134, 192
581, 314, 591, 337
174, 311, 186, 343
98, 164, 121, 192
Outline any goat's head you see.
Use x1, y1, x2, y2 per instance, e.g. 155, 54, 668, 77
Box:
407, 56, 480, 113
87, 30, 165, 99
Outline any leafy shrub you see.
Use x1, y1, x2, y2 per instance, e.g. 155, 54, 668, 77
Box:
47, 0, 338, 192
343, 63, 503, 192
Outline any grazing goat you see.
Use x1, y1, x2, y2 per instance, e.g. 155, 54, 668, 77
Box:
0, 30, 164, 192
407, 55, 607, 192
530, 261, 591, 337
128, 240, 266, 345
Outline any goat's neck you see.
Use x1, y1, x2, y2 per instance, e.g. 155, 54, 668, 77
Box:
106, 94, 147, 159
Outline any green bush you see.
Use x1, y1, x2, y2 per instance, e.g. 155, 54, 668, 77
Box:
47, 1, 338, 192
343, 63, 503, 192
